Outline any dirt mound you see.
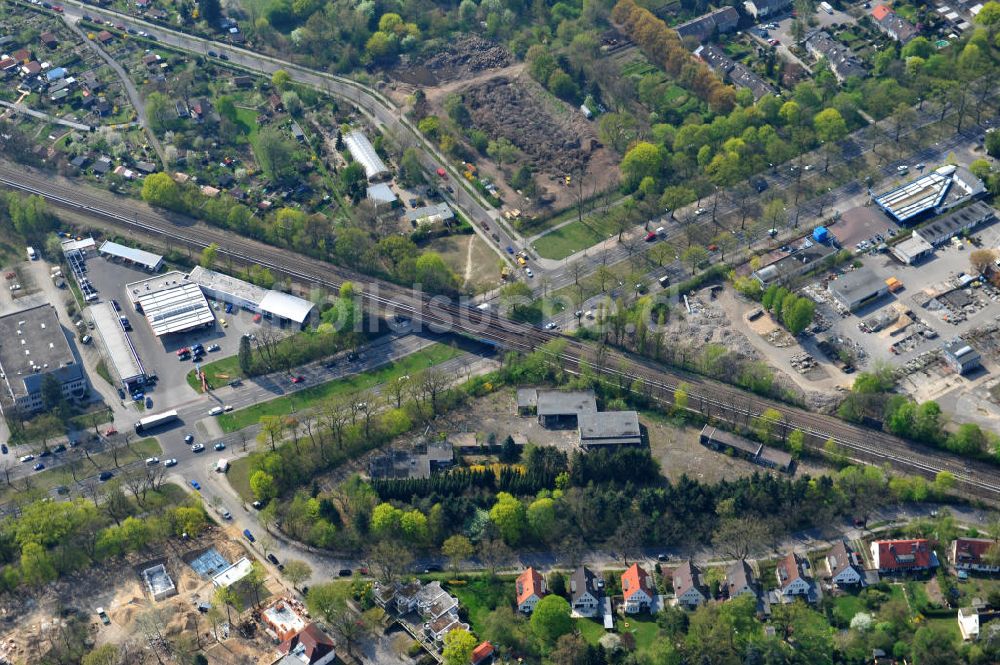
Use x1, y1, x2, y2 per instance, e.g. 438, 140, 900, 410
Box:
461, 75, 598, 177
394, 36, 512, 85
166, 611, 197, 636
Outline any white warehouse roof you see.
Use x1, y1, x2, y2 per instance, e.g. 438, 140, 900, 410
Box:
137, 282, 215, 336
259, 290, 315, 325
344, 130, 390, 181
89, 301, 144, 384
99, 241, 164, 271
188, 266, 268, 305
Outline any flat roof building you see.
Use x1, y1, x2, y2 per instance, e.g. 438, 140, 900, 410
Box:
914, 201, 995, 247
90, 301, 145, 390
828, 269, 890, 312
99, 240, 163, 272
344, 130, 390, 182
0, 305, 86, 413
188, 267, 315, 327
890, 233, 934, 265
136, 282, 215, 336
142, 564, 177, 601
699, 426, 793, 472
405, 202, 454, 226
536, 390, 597, 428
943, 338, 981, 375
752, 241, 837, 287
578, 411, 642, 448
366, 182, 397, 206
213, 557, 253, 588
873, 165, 986, 224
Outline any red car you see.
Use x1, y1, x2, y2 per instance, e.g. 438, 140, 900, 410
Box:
291, 375, 304, 384
645, 231, 657, 242
252, 313, 262, 323
436, 168, 446, 177
105, 427, 118, 436
52, 5, 63, 12
176, 347, 190, 356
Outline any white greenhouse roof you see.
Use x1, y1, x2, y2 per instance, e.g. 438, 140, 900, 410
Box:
344, 130, 390, 180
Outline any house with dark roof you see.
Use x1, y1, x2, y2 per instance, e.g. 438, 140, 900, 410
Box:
726, 560, 759, 601
775, 552, 813, 602
673, 560, 709, 609
40, 32, 58, 48
516, 567, 547, 614
569, 566, 603, 618
870, 5, 918, 43
826, 540, 865, 586
804, 30, 868, 83
621, 564, 655, 614
694, 45, 776, 101
951, 538, 999, 573
675, 7, 740, 44
96, 30, 114, 44
275, 623, 335, 665
870, 539, 939, 574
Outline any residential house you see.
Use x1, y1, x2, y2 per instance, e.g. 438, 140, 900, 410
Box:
804, 30, 867, 83
471, 641, 495, 665
569, 566, 603, 618
744, 0, 792, 20
175, 100, 188, 118
11, 48, 31, 63
693, 45, 776, 102
142, 53, 161, 68
40, 32, 58, 49
726, 560, 759, 600
147, 8, 168, 20
269, 93, 284, 113
93, 99, 111, 117
96, 30, 114, 44
673, 560, 709, 609
675, 7, 740, 44
775, 553, 813, 601
233, 75, 254, 88
871, 5, 918, 43
23, 61, 42, 77
826, 540, 865, 586
958, 606, 980, 641
275, 624, 336, 665
516, 567, 547, 614
870, 539, 939, 575
621, 564, 655, 614
951, 538, 1000, 573
92, 156, 113, 175
80, 70, 102, 92
0, 57, 18, 75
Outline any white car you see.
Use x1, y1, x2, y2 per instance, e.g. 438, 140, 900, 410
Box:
20, 454, 35, 463
145, 457, 159, 466
524, 268, 534, 278
695, 208, 707, 216
191, 443, 205, 453
164, 458, 178, 467
224, 405, 233, 412
803, 164, 814, 171
209, 406, 224, 416
545, 322, 557, 330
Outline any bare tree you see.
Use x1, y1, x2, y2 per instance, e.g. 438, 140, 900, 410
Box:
477, 536, 514, 576
365, 540, 414, 584
712, 516, 773, 560
416, 368, 451, 417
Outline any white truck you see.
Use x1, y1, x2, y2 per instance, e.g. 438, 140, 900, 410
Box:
26, 246, 37, 260
820, 1, 834, 13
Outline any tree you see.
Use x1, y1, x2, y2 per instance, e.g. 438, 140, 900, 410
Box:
788, 429, 805, 458
271, 69, 291, 91
249, 470, 278, 502
442, 628, 478, 665
971, 248, 996, 274
681, 245, 708, 273
238, 335, 252, 375
487, 138, 518, 171
489, 492, 527, 545
40, 374, 64, 414
340, 162, 367, 203
141, 172, 181, 209
198, 0, 221, 24
282, 559, 312, 588
530, 595, 572, 644
712, 517, 772, 560
20, 542, 56, 586
784, 297, 815, 335
199, 242, 218, 268
621, 142, 664, 191
441, 535, 474, 572
82, 645, 120, 665
813, 108, 847, 172
256, 128, 296, 184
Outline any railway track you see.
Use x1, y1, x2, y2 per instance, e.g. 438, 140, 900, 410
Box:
3, 164, 999, 502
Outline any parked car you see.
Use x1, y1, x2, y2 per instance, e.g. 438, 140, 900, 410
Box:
209, 406, 224, 416
207, 344, 220, 352
291, 375, 304, 384
229, 379, 243, 387
53, 444, 66, 453
190, 480, 201, 490
99, 471, 113, 481
243, 529, 255, 542
145, 457, 159, 466
1, 444, 7, 454
214, 442, 226, 451
184, 434, 194, 444
338, 569, 352, 577
191, 443, 205, 453
145, 397, 152, 408
267, 553, 280, 565
164, 458, 177, 467
33, 463, 44, 471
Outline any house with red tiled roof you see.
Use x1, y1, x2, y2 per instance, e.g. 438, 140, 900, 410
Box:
870, 5, 918, 43
951, 538, 999, 573
621, 564, 654, 614
871, 4, 892, 21
11, 48, 31, 63
515, 567, 546, 614
0, 57, 17, 74
96, 30, 114, 44
275, 623, 336, 665
775, 553, 813, 601
870, 539, 939, 574
471, 641, 494, 665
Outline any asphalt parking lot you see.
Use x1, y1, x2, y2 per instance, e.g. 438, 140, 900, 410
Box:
82, 256, 284, 410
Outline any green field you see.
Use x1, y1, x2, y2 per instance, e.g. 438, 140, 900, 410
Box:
187, 354, 244, 392
447, 575, 516, 637
228, 455, 253, 501
216, 344, 461, 432
0, 438, 160, 503
832, 593, 865, 625
533, 214, 622, 260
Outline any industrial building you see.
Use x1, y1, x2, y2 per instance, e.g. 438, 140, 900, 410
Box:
914, 201, 996, 247
578, 410, 642, 448
873, 165, 985, 224
125, 271, 214, 336
99, 240, 164, 272
366, 182, 397, 206
828, 269, 889, 312
188, 267, 316, 328
890, 233, 934, 265
90, 301, 145, 391
519, 388, 642, 448
0, 305, 87, 413
943, 338, 981, 375
699, 425, 793, 473
751, 242, 837, 287
343, 130, 390, 181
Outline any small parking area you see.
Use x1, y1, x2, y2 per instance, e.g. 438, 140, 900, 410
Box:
83, 257, 275, 411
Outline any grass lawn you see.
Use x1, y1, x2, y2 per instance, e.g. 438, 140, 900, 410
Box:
832, 594, 865, 625
534, 214, 622, 260
67, 407, 114, 432
227, 455, 253, 502
447, 575, 516, 636
95, 359, 114, 386
923, 615, 961, 641
187, 354, 244, 392
216, 343, 461, 432
617, 613, 660, 652
234, 106, 260, 140
576, 616, 607, 643
0, 438, 160, 503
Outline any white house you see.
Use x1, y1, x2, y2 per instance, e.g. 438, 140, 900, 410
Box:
569, 566, 602, 618
726, 560, 759, 600
673, 560, 709, 609
776, 553, 812, 600
516, 568, 547, 614
826, 540, 865, 587
621, 564, 655, 614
